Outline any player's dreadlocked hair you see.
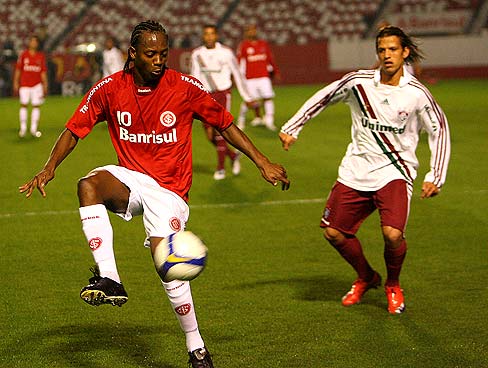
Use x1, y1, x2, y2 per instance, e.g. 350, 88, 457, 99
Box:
375, 26, 424, 64
123, 20, 169, 73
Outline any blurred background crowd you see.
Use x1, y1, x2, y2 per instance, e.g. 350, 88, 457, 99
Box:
1, 0, 487, 97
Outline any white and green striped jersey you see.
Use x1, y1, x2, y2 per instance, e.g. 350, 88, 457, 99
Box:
190, 42, 252, 103
280, 67, 450, 191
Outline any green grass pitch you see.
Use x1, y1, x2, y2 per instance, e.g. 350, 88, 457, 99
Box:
0, 79, 487, 367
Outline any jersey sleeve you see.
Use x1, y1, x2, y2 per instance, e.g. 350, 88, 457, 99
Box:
190, 50, 201, 80
186, 77, 234, 130
265, 42, 280, 76
40, 53, 47, 72
228, 50, 252, 102
416, 90, 451, 187
280, 75, 351, 138
65, 81, 108, 139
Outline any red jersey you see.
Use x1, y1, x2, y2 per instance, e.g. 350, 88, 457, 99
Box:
66, 68, 234, 201
237, 39, 279, 79
15, 50, 47, 87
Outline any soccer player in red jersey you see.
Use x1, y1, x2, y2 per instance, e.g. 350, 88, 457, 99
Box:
280, 26, 450, 315
20, 20, 289, 367
236, 24, 280, 131
13, 35, 48, 138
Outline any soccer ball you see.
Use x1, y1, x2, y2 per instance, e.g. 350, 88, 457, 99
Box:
153, 231, 208, 282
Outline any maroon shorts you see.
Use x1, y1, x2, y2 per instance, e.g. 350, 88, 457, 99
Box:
203, 89, 232, 130
320, 180, 411, 235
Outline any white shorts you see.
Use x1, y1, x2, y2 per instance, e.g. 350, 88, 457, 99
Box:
19, 83, 45, 106
89, 165, 189, 244
246, 77, 275, 100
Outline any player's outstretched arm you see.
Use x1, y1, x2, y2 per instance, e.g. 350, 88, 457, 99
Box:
19, 128, 79, 198
220, 124, 290, 190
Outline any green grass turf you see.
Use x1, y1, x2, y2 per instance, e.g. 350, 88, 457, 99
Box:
0, 79, 487, 367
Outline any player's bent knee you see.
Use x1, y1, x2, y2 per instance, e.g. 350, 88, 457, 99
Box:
77, 172, 106, 205
323, 227, 345, 245
77, 175, 98, 196
382, 226, 404, 248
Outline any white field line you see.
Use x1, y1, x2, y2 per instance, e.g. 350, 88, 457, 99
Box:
0, 198, 325, 219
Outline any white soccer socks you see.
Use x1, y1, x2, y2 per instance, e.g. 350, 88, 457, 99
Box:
30, 107, 40, 134
19, 107, 28, 135
263, 100, 276, 130
238, 101, 248, 124
163, 280, 205, 352
79, 204, 121, 283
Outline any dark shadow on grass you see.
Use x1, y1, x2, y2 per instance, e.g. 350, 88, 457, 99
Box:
192, 162, 214, 175
2, 323, 179, 368
231, 275, 385, 307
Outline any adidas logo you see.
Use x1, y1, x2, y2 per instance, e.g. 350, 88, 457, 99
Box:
381, 98, 390, 105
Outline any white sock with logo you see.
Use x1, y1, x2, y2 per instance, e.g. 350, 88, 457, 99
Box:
264, 100, 275, 125
163, 280, 204, 352
30, 107, 40, 133
19, 107, 28, 133
79, 204, 120, 283
238, 101, 248, 122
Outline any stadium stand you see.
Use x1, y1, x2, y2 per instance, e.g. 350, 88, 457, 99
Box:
220, 0, 382, 47
0, 0, 486, 94
394, 0, 480, 13
0, 0, 86, 52
57, 0, 234, 52
1, 0, 484, 53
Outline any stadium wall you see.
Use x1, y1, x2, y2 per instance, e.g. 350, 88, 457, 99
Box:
169, 33, 487, 85
16, 33, 485, 98
327, 32, 488, 81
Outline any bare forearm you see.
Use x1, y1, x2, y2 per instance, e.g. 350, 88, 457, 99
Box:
41, 72, 48, 93
13, 69, 20, 91
220, 124, 269, 168
44, 128, 79, 172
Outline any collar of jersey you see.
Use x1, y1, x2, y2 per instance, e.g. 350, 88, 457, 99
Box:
374, 66, 412, 88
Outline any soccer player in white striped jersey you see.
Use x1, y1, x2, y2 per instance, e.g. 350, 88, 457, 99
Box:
279, 26, 450, 314
191, 24, 254, 180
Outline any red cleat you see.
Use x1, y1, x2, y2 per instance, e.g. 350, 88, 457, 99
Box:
385, 285, 405, 314
342, 271, 381, 306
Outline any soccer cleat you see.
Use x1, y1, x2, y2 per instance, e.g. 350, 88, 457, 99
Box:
31, 131, 42, 138
188, 347, 214, 368
385, 285, 405, 314
18, 129, 26, 138
263, 116, 277, 131
213, 169, 225, 180
250, 117, 263, 127
341, 271, 382, 306
80, 266, 128, 307
231, 151, 241, 176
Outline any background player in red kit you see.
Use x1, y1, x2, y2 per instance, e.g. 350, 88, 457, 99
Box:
13, 35, 48, 138
236, 24, 280, 131
19, 20, 289, 368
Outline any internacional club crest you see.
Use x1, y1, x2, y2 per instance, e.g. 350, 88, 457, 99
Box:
160, 111, 177, 127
